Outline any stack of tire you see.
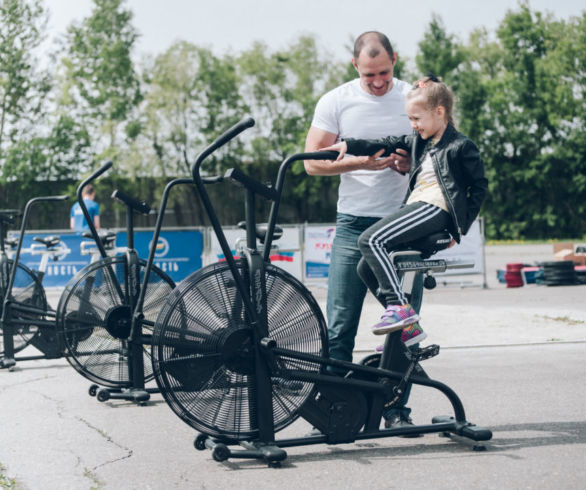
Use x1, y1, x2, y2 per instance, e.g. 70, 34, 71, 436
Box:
504, 263, 524, 288
576, 247, 586, 285
576, 267, 586, 284
540, 261, 577, 286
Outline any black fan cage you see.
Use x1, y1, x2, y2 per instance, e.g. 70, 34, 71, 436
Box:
0, 261, 46, 356
56, 256, 174, 387
152, 259, 328, 440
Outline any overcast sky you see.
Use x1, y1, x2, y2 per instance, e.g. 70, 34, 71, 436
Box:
45, 0, 584, 65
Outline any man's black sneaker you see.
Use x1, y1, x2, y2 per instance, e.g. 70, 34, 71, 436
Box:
384, 414, 423, 438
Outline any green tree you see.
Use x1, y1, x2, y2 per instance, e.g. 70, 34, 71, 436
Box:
455, 3, 586, 239
140, 41, 247, 178
236, 36, 345, 221
415, 13, 465, 82
0, 0, 51, 183
57, 0, 141, 172
136, 41, 249, 226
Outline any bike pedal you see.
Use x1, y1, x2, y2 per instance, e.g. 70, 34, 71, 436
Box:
417, 344, 440, 361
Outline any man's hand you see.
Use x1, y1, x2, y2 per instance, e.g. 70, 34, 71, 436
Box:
356, 150, 394, 171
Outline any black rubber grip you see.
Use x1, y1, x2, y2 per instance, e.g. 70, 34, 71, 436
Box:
0, 215, 15, 224
77, 161, 113, 200
224, 167, 278, 201
111, 189, 151, 215
202, 175, 224, 184
44, 195, 69, 202
303, 150, 340, 161
210, 117, 255, 152
0, 210, 19, 224
93, 160, 113, 179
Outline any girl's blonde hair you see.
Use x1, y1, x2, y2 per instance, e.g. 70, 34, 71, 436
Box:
407, 74, 455, 127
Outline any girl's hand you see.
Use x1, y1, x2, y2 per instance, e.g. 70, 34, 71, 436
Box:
390, 148, 410, 174
319, 141, 348, 160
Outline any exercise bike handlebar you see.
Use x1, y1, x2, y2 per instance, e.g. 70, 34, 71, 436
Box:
76, 161, 113, 202
224, 167, 277, 201
0, 210, 21, 225
6, 194, 69, 298
260, 150, 340, 261
191, 117, 255, 179
111, 189, 151, 215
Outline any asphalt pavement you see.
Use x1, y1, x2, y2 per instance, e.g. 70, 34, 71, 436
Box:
0, 244, 585, 489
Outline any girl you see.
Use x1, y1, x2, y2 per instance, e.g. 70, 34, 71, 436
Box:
322, 75, 487, 338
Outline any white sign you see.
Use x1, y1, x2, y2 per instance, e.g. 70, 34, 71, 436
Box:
304, 225, 336, 279
302, 219, 485, 279
208, 225, 302, 279
434, 219, 484, 275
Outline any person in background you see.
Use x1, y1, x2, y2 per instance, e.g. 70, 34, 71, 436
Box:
304, 31, 423, 431
70, 184, 100, 232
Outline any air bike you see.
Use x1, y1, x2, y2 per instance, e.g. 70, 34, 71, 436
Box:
56, 162, 176, 403
151, 117, 492, 466
0, 198, 71, 369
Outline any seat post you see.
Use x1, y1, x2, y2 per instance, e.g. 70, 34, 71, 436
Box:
245, 189, 256, 251
126, 206, 134, 251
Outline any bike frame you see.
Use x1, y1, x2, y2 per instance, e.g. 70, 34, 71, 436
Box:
188, 119, 484, 454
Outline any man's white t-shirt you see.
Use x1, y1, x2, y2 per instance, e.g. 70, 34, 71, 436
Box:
311, 78, 412, 217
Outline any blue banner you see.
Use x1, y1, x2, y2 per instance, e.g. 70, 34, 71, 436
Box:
117, 229, 203, 283
12, 229, 203, 287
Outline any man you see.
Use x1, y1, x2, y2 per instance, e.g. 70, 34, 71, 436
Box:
304, 31, 421, 430
70, 184, 100, 232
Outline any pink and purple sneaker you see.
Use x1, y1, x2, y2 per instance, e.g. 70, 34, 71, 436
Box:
371, 304, 419, 335
375, 322, 427, 352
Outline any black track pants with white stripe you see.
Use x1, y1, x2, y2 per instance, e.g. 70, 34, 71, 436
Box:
357, 202, 451, 306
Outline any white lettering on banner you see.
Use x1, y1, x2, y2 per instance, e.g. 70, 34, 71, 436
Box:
155, 261, 180, 272
47, 265, 78, 276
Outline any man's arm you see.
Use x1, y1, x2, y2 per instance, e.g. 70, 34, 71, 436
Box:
304, 126, 410, 175
304, 126, 397, 175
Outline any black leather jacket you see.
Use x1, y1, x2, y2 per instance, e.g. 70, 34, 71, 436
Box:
345, 124, 488, 242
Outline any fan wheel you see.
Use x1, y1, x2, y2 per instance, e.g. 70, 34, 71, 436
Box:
56, 256, 174, 387
152, 259, 328, 440
0, 261, 46, 356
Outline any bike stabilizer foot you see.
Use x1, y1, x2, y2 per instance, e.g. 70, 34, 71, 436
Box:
0, 357, 16, 370
96, 387, 150, 404
432, 415, 492, 450
204, 437, 287, 467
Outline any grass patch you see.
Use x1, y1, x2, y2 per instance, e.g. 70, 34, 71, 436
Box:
0, 463, 17, 489
538, 315, 584, 326
83, 467, 102, 489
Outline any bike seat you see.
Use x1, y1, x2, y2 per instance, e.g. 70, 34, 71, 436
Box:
33, 235, 61, 248
237, 221, 283, 244
401, 231, 453, 259
82, 230, 117, 248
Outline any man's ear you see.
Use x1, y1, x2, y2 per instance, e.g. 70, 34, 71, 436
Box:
351, 58, 359, 72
